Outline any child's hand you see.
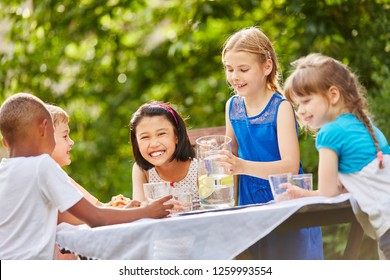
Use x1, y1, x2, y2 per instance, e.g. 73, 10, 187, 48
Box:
169, 199, 189, 213
215, 149, 244, 175
279, 183, 307, 199
144, 195, 173, 218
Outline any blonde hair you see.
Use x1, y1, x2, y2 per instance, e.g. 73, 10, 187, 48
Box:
0, 93, 51, 146
222, 26, 281, 92
284, 53, 384, 169
45, 104, 69, 127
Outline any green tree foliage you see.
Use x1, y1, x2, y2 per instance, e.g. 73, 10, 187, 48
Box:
1, 0, 389, 259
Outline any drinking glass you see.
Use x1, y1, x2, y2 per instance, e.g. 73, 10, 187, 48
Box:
143, 182, 171, 203
292, 173, 313, 191
196, 135, 234, 209
171, 190, 193, 212
269, 173, 293, 201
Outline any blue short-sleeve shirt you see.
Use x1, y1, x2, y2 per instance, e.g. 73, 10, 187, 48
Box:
316, 113, 390, 174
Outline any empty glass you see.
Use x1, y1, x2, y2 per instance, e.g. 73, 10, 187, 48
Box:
143, 182, 171, 203
292, 173, 313, 191
269, 173, 292, 201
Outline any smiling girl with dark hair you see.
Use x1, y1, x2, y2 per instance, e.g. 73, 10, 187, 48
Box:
130, 101, 199, 209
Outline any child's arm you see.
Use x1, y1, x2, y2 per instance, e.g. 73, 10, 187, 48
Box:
132, 163, 148, 201
317, 148, 343, 196
285, 148, 343, 199
69, 177, 100, 205
57, 177, 101, 225
70, 176, 139, 208
225, 99, 238, 157
58, 210, 85, 225
66, 195, 173, 228
225, 100, 239, 204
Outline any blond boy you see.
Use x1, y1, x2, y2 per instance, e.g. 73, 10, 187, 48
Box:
46, 104, 140, 226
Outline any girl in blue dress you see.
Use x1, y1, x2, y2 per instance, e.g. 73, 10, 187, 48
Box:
219, 27, 323, 259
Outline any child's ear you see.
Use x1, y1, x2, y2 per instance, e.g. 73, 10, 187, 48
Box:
2, 137, 9, 150
327, 86, 341, 105
264, 59, 273, 76
38, 118, 52, 137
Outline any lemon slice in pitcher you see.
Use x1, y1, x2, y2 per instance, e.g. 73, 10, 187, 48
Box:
221, 175, 234, 185
198, 175, 214, 198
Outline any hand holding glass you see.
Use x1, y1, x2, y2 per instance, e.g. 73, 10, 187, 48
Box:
269, 173, 313, 201
171, 187, 193, 213
269, 173, 292, 201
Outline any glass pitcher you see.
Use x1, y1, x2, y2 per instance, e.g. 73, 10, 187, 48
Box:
196, 135, 234, 209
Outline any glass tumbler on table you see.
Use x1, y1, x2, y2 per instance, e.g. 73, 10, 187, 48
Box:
196, 135, 234, 209
269, 173, 293, 201
292, 173, 313, 191
170, 186, 193, 213
143, 182, 171, 203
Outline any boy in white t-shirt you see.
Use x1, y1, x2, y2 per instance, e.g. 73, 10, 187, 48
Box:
0, 93, 173, 260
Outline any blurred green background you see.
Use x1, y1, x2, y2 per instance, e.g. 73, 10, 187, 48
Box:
1, 0, 389, 259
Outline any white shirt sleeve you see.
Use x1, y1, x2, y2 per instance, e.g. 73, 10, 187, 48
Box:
38, 155, 83, 213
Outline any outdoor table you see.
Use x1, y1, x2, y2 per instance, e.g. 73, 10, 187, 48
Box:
56, 193, 363, 260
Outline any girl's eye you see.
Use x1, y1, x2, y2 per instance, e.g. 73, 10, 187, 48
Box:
241, 69, 249, 72
158, 132, 166, 136
139, 136, 149, 140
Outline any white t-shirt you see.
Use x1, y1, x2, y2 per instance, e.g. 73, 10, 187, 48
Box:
339, 154, 390, 240
0, 154, 83, 259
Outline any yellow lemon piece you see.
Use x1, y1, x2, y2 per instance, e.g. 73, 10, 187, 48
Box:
221, 175, 234, 185
198, 175, 215, 198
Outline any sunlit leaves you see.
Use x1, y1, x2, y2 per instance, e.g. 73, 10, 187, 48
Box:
0, 2, 389, 241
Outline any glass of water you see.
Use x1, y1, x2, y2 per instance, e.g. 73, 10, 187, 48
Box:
171, 191, 193, 212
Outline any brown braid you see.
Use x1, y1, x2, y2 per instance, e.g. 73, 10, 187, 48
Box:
354, 108, 384, 169
345, 72, 384, 169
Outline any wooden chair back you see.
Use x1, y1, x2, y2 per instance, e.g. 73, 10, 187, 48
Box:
187, 126, 226, 147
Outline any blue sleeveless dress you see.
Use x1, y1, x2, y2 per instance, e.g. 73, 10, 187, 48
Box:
229, 93, 324, 259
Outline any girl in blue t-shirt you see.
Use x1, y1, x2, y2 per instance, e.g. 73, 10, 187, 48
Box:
283, 53, 390, 259
218, 27, 323, 260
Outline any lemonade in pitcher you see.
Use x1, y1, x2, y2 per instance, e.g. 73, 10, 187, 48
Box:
196, 135, 235, 209
198, 174, 234, 209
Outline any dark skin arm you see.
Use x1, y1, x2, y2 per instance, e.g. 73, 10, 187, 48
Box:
66, 195, 173, 228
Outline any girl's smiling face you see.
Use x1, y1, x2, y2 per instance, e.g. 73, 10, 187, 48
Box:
224, 51, 270, 97
135, 116, 178, 167
51, 121, 74, 167
293, 93, 333, 130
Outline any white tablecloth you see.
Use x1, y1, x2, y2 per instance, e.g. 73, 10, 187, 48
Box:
56, 194, 351, 260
